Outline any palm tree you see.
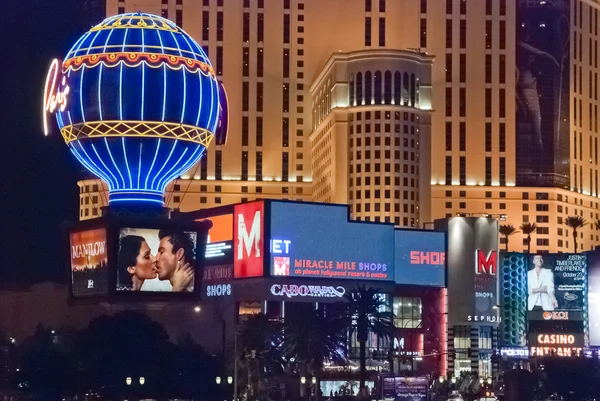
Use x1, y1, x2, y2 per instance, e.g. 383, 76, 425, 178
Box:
499, 224, 519, 251
282, 308, 347, 396
343, 286, 394, 397
520, 222, 538, 254
566, 216, 587, 252
237, 314, 284, 400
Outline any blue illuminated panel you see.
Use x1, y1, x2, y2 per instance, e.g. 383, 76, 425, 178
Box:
394, 230, 446, 287
269, 202, 394, 281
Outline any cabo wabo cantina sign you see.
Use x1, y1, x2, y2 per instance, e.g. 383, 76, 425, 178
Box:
270, 284, 346, 299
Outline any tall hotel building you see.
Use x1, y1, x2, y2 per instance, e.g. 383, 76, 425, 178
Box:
78, 0, 600, 253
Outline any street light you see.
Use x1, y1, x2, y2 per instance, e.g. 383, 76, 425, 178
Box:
216, 377, 222, 385
139, 377, 145, 385
301, 377, 307, 384
194, 306, 201, 313
126, 377, 132, 386
451, 377, 457, 384
479, 378, 484, 384
487, 378, 492, 385
311, 377, 317, 385
228, 376, 233, 384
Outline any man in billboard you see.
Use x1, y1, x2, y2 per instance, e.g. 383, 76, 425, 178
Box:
528, 255, 558, 311
156, 229, 196, 292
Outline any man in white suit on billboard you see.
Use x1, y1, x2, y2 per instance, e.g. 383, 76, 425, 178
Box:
528, 254, 558, 311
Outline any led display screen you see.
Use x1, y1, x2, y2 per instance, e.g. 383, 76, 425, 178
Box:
116, 228, 198, 292
197, 214, 233, 266
589, 249, 600, 345
526, 254, 586, 321
234, 201, 265, 278
269, 202, 394, 281
70, 228, 109, 296
320, 381, 375, 397
381, 377, 428, 401
394, 230, 445, 286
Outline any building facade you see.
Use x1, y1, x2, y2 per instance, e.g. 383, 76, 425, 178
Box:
77, 0, 600, 253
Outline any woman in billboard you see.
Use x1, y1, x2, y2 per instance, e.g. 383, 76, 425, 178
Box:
117, 235, 159, 291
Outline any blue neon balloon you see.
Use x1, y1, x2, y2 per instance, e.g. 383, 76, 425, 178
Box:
50, 13, 228, 206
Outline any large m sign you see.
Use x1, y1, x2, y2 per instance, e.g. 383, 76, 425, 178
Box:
476, 249, 497, 275
233, 202, 264, 278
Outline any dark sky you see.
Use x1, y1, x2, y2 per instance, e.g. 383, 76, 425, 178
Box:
1, 0, 88, 283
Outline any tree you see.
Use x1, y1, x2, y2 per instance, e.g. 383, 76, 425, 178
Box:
565, 216, 587, 252
519, 222, 538, 254
499, 224, 519, 251
343, 286, 394, 397
73, 311, 171, 399
237, 314, 284, 401
595, 219, 600, 231
281, 307, 347, 395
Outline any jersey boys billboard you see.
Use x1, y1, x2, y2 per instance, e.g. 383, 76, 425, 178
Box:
269, 202, 394, 281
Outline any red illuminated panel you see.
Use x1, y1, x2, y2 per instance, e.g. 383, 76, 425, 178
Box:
233, 201, 264, 278
70, 228, 108, 272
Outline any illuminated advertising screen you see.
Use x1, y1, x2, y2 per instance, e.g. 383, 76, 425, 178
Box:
70, 228, 109, 296
116, 228, 198, 292
197, 214, 233, 266
381, 377, 428, 401
320, 381, 375, 397
269, 202, 394, 281
234, 201, 265, 278
515, 0, 570, 187
394, 230, 445, 286
527, 254, 586, 321
589, 249, 600, 345
529, 333, 584, 357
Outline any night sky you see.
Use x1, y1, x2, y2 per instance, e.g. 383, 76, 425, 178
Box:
1, 0, 88, 283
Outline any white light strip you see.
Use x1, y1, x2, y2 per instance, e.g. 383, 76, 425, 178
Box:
145, 138, 161, 189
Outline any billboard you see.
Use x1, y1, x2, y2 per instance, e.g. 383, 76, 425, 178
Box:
320, 381, 375, 398
529, 333, 584, 357
116, 228, 198, 292
197, 214, 233, 266
435, 217, 500, 325
516, 0, 570, 187
527, 254, 585, 321
70, 228, 109, 296
269, 202, 394, 281
589, 249, 600, 345
394, 230, 445, 286
234, 201, 265, 278
381, 377, 428, 401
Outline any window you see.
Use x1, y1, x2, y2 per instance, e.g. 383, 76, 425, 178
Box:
536, 204, 549, 212
215, 150, 222, 180
217, 11, 223, 41
500, 157, 506, 186
257, 49, 263, 77
257, 82, 263, 112
485, 88, 492, 117
485, 123, 492, 152
257, 13, 264, 42
242, 152, 248, 180
499, 123, 506, 152
282, 152, 289, 182
499, 20, 506, 49
202, 11, 209, 41
216, 47, 223, 76
485, 157, 492, 186
460, 20, 466, 48
365, 17, 372, 46
283, 14, 290, 43
459, 122, 466, 151
242, 82, 249, 111
485, 20, 492, 49
460, 54, 466, 83
459, 156, 466, 185
537, 238, 550, 246
459, 88, 466, 117
454, 326, 471, 349
479, 326, 492, 349
282, 118, 289, 147
393, 297, 422, 328
446, 19, 452, 48
499, 55, 506, 84
379, 18, 385, 46
420, 18, 427, 48
242, 117, 249, 146
446, 0, 453, 14
176, 9, 183, 27
446, 156, 452, 185
537, 216, 550, 223
446, 88, 452, 116
446, 54, 452, 82
446, 122, 452, 151
256, 116, 263, 146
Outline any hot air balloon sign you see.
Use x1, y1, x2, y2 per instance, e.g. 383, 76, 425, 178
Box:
43, 13, 228, 207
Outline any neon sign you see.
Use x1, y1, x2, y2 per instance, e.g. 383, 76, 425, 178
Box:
476, 249, 497, 275
43, 59, 70, 136
270, 284, 346, 298
410, 251, 445, 265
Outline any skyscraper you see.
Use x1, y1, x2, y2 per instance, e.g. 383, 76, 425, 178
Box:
77, 0, 600, 254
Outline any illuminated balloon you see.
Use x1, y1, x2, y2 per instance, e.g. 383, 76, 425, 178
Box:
44, 13, 228, 207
